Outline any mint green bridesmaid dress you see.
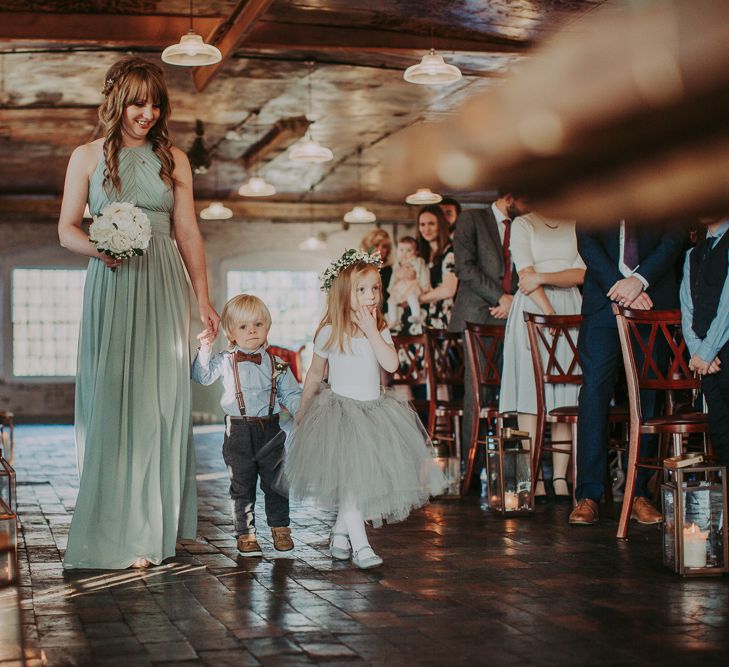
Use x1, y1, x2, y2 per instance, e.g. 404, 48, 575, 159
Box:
63, 144, 197, 569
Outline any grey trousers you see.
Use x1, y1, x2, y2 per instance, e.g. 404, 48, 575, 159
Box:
223, 415, 289, 535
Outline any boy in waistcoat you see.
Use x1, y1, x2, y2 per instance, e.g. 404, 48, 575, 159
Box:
680, 217, 729, 467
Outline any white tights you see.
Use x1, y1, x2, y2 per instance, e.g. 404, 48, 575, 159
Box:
333, 504, 370, 553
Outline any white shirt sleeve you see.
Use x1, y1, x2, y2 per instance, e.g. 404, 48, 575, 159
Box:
313, 325, 331, 359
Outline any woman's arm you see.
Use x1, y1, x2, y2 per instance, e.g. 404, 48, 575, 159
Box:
299, 353, 327, 414
420, 271, 457, 304
170, 147, 220, 334
518, 267, 585, 295
57, 144, 121, 269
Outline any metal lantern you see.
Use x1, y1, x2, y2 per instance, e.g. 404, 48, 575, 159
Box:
0, 451, 15, 513
661, 463, 728, 576
486, 428, 534, 515
0, 498, 17, 586
431, 438, 461, 496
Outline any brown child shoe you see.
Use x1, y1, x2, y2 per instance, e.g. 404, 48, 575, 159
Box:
568, 498, 599, 525
237, 534, 263, 557
271, 526, 294, 552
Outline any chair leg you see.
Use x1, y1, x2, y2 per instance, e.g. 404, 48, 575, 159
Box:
617, 427, 641, 539
571, 422, 578, 509
531, 416, 546, 499
461, 417, 479, 495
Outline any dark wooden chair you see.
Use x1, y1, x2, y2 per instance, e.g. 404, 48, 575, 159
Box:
462, 322, 506, 495
524, 313, 628, 506
267, 345, 304, 383
613, 306, 710, 539
424, 328, 465, 471
390, 333, 429, 422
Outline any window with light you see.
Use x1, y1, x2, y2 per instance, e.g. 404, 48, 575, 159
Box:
12, 268, 86, 377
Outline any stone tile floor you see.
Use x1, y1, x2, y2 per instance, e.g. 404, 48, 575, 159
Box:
6, 425, 729, 666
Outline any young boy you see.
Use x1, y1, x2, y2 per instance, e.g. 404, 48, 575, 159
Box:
192, 294, 302, 556
680, 216, 729, 468
386, 236, 431, 327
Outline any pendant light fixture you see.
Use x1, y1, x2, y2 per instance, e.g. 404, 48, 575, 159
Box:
162, 0, 222, 67
403, 48, 462, 85
405, 188, 443, 205
299, 188, 328, 250
343, 146, 376, 224
238, 176, 276, 197
289, 61, 334, 163
238, 119, 276, 197
200, 201, 233, 220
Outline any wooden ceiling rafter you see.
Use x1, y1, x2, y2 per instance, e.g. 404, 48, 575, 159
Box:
191, 0, 276, 92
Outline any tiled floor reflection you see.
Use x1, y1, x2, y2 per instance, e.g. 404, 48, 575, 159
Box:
12, 425, 729, 666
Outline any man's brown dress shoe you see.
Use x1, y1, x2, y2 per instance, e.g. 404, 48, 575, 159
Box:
568, 498, 599, 525
630, 497, 662, 524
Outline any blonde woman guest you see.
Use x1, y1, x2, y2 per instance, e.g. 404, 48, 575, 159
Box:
360, 228, 394, 314
58, 56, 219, 569
498, 212, 585, 501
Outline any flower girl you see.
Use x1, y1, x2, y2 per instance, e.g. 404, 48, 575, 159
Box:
283, 249, 445, 569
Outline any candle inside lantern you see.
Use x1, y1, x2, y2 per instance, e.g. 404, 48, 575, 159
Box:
504, 491, 519, 510
683, 523, 708, 568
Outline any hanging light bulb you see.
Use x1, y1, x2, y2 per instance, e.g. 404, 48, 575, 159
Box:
343, 205, 377, 224
343, 145, 376, 224
238, 176, 276, 197
403, 49, 462, 85
299, 232, 327, 251
200, 201, 233, 220
161, 0, 222, 67
289, 134, 334, 163
405, 188, 443, 205
290, 62, 333, 163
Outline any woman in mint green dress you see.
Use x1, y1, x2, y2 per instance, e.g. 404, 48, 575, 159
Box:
57, 57, 219, 569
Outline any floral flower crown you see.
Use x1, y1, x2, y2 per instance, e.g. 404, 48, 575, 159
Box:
320, 249, 382, 292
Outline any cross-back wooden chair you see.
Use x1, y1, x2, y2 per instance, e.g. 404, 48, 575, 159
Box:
267, 344, 304, 383
390, 333, 429, 422
424, 328, 465, 467
613, 305, 710, 539
462, 322, 506, 495
524, 313, 628, 507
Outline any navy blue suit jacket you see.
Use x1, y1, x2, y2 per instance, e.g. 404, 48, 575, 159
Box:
576, 224, 685, 327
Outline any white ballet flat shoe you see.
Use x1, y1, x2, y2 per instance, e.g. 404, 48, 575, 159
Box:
329, 532, 351, 560
352, 546, 383, 570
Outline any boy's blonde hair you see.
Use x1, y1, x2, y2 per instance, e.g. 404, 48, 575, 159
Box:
220, 294, 272, 345
315, 263, 387, 352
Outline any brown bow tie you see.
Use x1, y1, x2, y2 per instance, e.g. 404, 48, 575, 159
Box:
234, 351, 262, 365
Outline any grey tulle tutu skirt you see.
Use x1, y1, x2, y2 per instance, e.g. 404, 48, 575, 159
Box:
282, 385, 447, 527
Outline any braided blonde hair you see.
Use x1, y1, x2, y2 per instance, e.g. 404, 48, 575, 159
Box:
99, 56, 176, 194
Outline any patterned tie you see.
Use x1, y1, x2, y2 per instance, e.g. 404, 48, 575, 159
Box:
623, 221, 639, 271
234, 351, 262, 365
502, 218, 513, 292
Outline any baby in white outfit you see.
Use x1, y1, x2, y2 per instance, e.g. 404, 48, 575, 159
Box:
387, 237, 431, 326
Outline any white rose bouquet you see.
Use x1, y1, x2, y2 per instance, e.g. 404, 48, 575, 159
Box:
89, 202, 152, 264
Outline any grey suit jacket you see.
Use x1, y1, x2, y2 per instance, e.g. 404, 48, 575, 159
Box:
449, 207, 518, 331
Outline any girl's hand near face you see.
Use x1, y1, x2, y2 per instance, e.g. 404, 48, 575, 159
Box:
352, 305, 379, 338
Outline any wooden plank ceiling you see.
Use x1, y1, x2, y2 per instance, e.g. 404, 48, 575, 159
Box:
0, 0, 607, 222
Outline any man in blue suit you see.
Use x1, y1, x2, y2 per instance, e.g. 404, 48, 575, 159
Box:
569, 221, 684, 525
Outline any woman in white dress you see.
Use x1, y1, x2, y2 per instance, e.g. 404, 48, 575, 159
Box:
499, 213, 586, 500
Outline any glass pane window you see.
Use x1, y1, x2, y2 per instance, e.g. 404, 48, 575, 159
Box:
11, 268, 86, 377
226, 270, 323, 350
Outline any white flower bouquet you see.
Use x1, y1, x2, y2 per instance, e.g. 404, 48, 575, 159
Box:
89, 202, 152, 261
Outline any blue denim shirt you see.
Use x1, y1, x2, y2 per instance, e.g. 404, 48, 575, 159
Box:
191, 345, 302, 417
680, 220, 729, 363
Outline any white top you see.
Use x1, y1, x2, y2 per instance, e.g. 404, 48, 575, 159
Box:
511, 213, 585, 274
491, 202, 509, 244
314, 325, 393, 401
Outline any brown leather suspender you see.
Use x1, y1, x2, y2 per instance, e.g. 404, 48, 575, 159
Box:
230, 350, 278, 417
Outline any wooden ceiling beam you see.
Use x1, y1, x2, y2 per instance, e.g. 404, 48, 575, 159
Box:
244, 21, 530, 55
192, 0, 276, 93
0, 196, 414, 224
0, 12, 222, 45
